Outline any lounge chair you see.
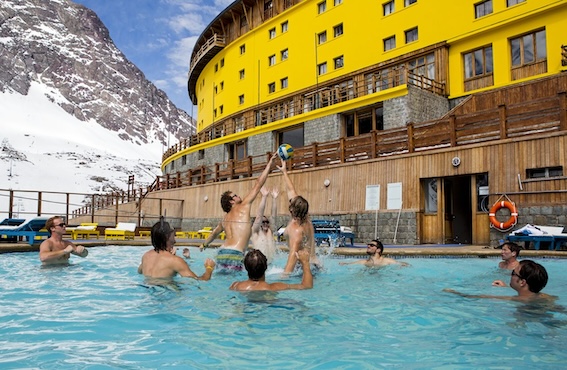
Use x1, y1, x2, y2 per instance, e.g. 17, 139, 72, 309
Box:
198, 226, 213, 239
69, 223, 100, 240
104, 222, 136, 240
0, 217, 50, 245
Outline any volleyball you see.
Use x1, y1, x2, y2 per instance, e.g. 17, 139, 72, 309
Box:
277, 144, 294, 160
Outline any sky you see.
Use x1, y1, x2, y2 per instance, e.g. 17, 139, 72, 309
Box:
71, 0, 234, 117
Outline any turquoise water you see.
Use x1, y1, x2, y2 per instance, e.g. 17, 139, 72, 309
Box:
1, 246, 567, 369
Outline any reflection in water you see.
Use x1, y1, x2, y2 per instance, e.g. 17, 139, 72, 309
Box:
510, 300, 567, 329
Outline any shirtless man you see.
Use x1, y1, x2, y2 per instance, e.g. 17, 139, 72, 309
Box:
230, 249, 313, 291
277, 158, 321, 275
138, 218, 215, 279
445, 260, 554, 303
250, 186, 278, 264
339, 239, 409, 267
39, 216, 88, 265
200, 153, 277, 272
498, 241, 521, 270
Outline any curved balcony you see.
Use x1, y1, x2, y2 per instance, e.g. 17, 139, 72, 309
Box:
187, 34, 226, 105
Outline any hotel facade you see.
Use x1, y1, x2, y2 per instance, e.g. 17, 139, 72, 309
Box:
140, 0, 567, 246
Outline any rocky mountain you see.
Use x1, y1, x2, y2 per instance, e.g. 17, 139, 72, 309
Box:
0, 0, 194, 147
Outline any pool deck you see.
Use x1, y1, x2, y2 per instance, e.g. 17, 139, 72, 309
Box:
2, 236, 567, 258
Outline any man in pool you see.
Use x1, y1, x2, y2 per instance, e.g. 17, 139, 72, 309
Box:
230, 249, 313, 291
444, 260, 554, 303
277, 158, 321, 275
250, 186, 279, 264
339, 239, 409, 267
138, 218, 215, 280
199, 153, 278, 272
39, 216, 88, 265
498, 241, 521, 270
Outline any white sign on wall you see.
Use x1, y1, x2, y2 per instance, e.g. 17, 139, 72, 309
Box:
365, 185, 380, 211
387, 182, 402, 209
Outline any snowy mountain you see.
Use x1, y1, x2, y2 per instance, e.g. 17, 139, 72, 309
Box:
0, 0, 194, 218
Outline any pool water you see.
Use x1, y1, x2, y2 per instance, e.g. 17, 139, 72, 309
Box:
1, 246, 567, 369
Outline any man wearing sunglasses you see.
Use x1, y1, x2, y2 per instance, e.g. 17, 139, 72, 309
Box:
339, 239, 409, 267
39, 216, 88, 265
250, 186, 279, 265
445, 260, 553, 303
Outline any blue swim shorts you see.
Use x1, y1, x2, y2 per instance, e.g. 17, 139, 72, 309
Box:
216, 249, 244, 273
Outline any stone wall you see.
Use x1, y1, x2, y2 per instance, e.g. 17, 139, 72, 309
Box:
177, 210, 419, 246
304, 114, 341, 145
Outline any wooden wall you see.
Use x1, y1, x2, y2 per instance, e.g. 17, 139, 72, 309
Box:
79, 132, 567, 245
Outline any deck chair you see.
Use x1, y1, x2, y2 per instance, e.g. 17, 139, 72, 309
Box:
0, 217, 50, 245
70, 223, 100, 240
104, 222, 136, 240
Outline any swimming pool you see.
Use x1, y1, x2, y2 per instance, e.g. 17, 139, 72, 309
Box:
1, 246, 566, 369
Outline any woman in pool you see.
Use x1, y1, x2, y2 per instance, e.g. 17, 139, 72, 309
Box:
276, 158, 321, 275
138, 217, 215, 280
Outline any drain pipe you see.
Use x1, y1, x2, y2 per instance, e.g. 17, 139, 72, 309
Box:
393, 203, 403, 244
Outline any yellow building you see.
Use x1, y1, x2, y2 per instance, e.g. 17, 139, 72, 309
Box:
152, 0, 567, 246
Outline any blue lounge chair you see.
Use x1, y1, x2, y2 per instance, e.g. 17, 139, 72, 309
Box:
0, 217, 50, 245
0, 218, 26, 226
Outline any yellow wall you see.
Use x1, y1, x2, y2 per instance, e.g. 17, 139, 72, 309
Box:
194, 0, 567, 131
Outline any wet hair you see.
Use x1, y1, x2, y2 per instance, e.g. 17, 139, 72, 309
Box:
221, 190, 234, 213
151, 216, 174, 252
501, 241, 522, 257
372, 239, 384, 255
519, 260, 548, 293
244, 249, 268, 281
289, 195, 309, 223
45, 216, 62, 231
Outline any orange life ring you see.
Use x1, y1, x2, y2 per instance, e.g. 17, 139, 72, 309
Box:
489, 200, 518, 230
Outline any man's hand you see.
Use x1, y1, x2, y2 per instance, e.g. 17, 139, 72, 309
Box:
199, 244, 205, 252
492, 280, 507, 287
74, 245, 86, 255
63, 245, 74, 254
204, 258, 216, 269
271, 188, 279, 199
260, 186, 269, 197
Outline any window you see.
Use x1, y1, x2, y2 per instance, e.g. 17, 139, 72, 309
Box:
281, 48, 289, 61
333, 23, 343, 37
214, 85, 218, 94
198, 149, 204, 160
239, 94, 244, 104
220, 81, 224, 90
281, 77, 288, 89
182, 155, 186, 166
220, 105, 224, 114
507, 0, 525, 6
317, 62, 327, 75
527, 166, 563, 179
239, 69, 245, 79
334, 0, 343, 5
423, 179, 438, 213
214, 108, 217, 118
214, 64, 218, 72
318, 1, 326, 14
268, 55, 276, 66
268, 82, 276, 93
264, 0, 273, 18
464, 45, 493, 79
384, 36, 396, 51
334, 55, 344, 69
269, 28, 276, 39
240, 44, 246, 54
220, 58, 224, 68
511, 29, 546, 67
405, 27, 418, 43
344, 105, 384, 137
405, 0, 417, 6
278, 126, 304, 150
383, 1, 394, 15
475, 0, 492, 18
318, 31, 327, 44
281, 21, 288, 33
228, 141, 247, 160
